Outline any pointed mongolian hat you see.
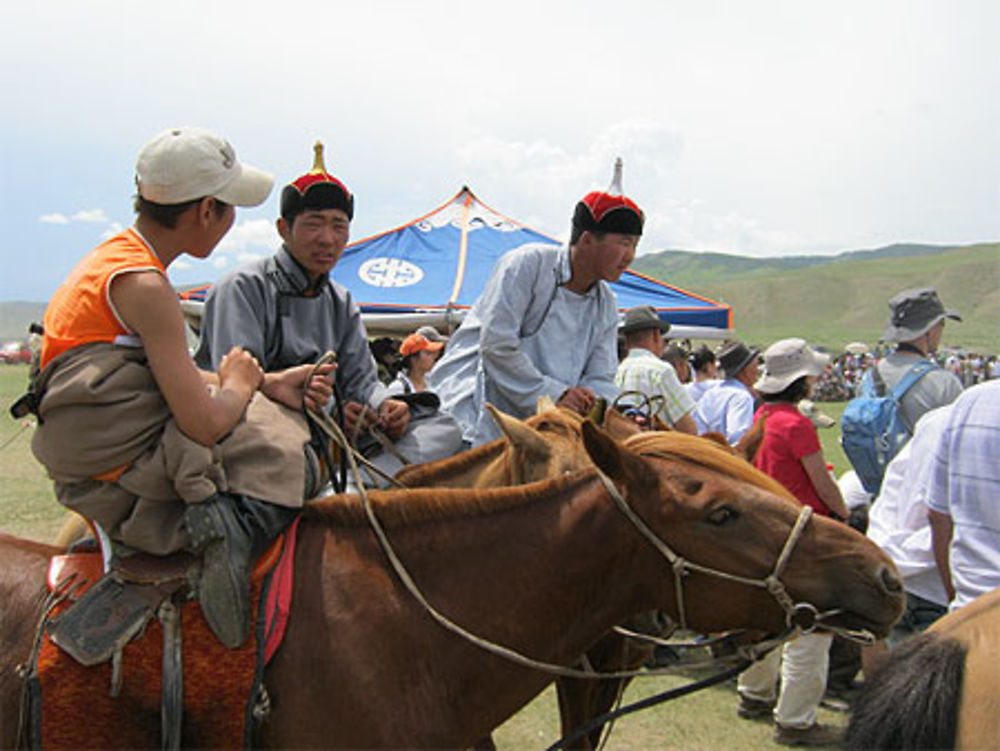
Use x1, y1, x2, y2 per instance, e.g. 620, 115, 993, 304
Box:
280, 141, 354, 221
572, 157, 644, 236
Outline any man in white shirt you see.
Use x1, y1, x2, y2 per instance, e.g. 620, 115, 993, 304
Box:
926, 381, 1000, 611
868, 405, 953, 640
692, 341, 760, 444
614, 306, 697, 433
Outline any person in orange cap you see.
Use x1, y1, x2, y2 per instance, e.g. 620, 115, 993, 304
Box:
431, 179, 644, 446
391, 332, 445, 394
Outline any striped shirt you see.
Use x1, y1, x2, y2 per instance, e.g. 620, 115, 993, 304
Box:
614, 349, 695, 427
925, 381, 1000, 610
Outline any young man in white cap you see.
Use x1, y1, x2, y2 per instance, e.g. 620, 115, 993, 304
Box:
430, 189, 643, 446
875, 287, 963, 431
30, 127, 325, 648
614, 305, 697, 433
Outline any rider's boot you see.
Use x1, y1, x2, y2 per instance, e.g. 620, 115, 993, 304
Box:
184, 493, 297, 648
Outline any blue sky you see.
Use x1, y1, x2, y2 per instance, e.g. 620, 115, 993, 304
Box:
1, 1, 998, 301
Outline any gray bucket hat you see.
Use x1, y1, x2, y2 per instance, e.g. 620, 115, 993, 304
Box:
620, 306, 670, 335
882, 287, 961, 342
754, 338, 830, 394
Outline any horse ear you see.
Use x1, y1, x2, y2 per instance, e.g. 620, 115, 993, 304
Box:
581, 420, 647, 488
536, 395, 555, 414
585, 397, 607, 424
487, 404, 552, 458
735, 412, 766, 464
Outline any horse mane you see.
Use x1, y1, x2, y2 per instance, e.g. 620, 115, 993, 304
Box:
621, 431, 796, 502
303, 471, 595, 529
845, 632, 964, 751
394, 438, 506, 486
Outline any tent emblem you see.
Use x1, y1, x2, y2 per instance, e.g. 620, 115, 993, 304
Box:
358, 257, 425, 288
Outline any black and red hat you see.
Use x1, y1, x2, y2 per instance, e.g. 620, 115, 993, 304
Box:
572, 190, 644, 236
280, 141, 354, 221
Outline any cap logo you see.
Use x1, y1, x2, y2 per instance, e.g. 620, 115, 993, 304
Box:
219, 142, 235, 169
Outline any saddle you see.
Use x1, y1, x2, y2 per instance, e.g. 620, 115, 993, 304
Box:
24, 522, 300, 751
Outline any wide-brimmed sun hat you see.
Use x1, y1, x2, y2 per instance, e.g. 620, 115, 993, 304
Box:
882, 287, 961, 342
754, 338, 830, 394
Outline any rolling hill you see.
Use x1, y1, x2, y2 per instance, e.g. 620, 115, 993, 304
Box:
632, 242, 999, 352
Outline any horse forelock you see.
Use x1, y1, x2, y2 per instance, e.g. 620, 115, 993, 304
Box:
622, 431, 796, 502
303, 471, 597, 528
526, 406, 585, 439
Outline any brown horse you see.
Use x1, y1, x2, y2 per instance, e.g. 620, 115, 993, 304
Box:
397, 405, 784, 749
0, 423, 904, 749
846, 586, 1000, 751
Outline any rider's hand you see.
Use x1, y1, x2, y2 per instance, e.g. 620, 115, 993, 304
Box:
262, 362, 336, 412
556, 386, 596, 416
344, 401, 378, 436
378, 399, 410, 440
218, 347, 264, 395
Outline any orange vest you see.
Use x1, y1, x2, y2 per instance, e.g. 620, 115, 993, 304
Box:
41, 229, 165, 370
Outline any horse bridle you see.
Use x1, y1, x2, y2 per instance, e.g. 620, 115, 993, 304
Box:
314, 403, 874, 683
597, 452, 875, 646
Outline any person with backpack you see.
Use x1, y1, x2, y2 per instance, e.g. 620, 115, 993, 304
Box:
840, 287, 962, 494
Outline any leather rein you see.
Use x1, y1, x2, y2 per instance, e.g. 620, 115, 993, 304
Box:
308, 396, 875, 681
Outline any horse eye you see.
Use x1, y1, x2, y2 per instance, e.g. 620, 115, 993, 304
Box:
707, 506, 738, 526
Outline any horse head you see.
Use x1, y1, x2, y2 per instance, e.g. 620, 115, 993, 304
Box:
580, 421, 905, 640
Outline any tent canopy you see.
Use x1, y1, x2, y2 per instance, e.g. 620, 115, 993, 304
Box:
334, 187, 732, 337
180, 187, 733, 339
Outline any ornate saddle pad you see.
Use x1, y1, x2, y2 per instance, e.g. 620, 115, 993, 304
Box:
29, 520, 301, 750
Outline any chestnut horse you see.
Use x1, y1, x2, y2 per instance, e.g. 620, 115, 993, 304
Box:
846, 586, 1000, 751
0, 423, 904, 749
399, 404, 777, 750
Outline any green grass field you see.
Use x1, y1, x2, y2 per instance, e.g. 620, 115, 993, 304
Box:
0, 364, 853, 749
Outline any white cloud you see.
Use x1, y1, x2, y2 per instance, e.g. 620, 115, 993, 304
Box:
172, 258, 192, 270
39, 213, 69, 224
214, 219, 280, 258
212, 256, 229, 269
100, 222, 124, 240
72, 209, 108, 223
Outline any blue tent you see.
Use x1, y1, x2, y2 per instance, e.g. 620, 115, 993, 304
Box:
334, 187, 732, 336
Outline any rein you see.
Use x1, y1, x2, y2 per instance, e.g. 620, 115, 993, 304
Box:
336, 430, 870, 683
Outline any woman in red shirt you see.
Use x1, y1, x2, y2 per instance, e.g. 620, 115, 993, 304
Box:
736, 338, 849, 747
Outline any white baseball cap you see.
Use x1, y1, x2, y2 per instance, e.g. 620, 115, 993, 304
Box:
135, 127, 273, 207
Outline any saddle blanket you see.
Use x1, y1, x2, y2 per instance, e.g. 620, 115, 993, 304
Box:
32, 518, 300, 750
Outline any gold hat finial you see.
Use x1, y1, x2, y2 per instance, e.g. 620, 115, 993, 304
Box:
310, 141, 327, 174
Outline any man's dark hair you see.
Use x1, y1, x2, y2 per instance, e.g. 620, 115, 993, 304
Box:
761, 375, 811, 404
569, 226, 606, 246
690, 345, 716, 373
133, 195, 229, 229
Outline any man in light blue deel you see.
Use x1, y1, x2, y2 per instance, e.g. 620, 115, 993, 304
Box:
430, 189, 644, 446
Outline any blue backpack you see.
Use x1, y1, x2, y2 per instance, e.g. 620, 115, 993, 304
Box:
840, 360, 938, 495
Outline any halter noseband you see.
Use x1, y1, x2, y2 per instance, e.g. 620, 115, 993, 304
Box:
596, 456, 875, 645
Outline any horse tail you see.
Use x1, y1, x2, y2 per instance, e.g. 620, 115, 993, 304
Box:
845, 632, 965, 751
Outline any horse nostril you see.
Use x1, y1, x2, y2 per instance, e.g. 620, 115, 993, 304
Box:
879, 565, 903, 594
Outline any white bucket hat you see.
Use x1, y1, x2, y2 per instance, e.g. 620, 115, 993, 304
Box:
135, 127, 273, 207
754, 338, 830, 394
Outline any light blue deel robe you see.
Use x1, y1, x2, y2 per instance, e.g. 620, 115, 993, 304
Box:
430, 243, 620, 446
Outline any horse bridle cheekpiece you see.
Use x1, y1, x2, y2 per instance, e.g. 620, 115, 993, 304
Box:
597, 452, 875, 646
